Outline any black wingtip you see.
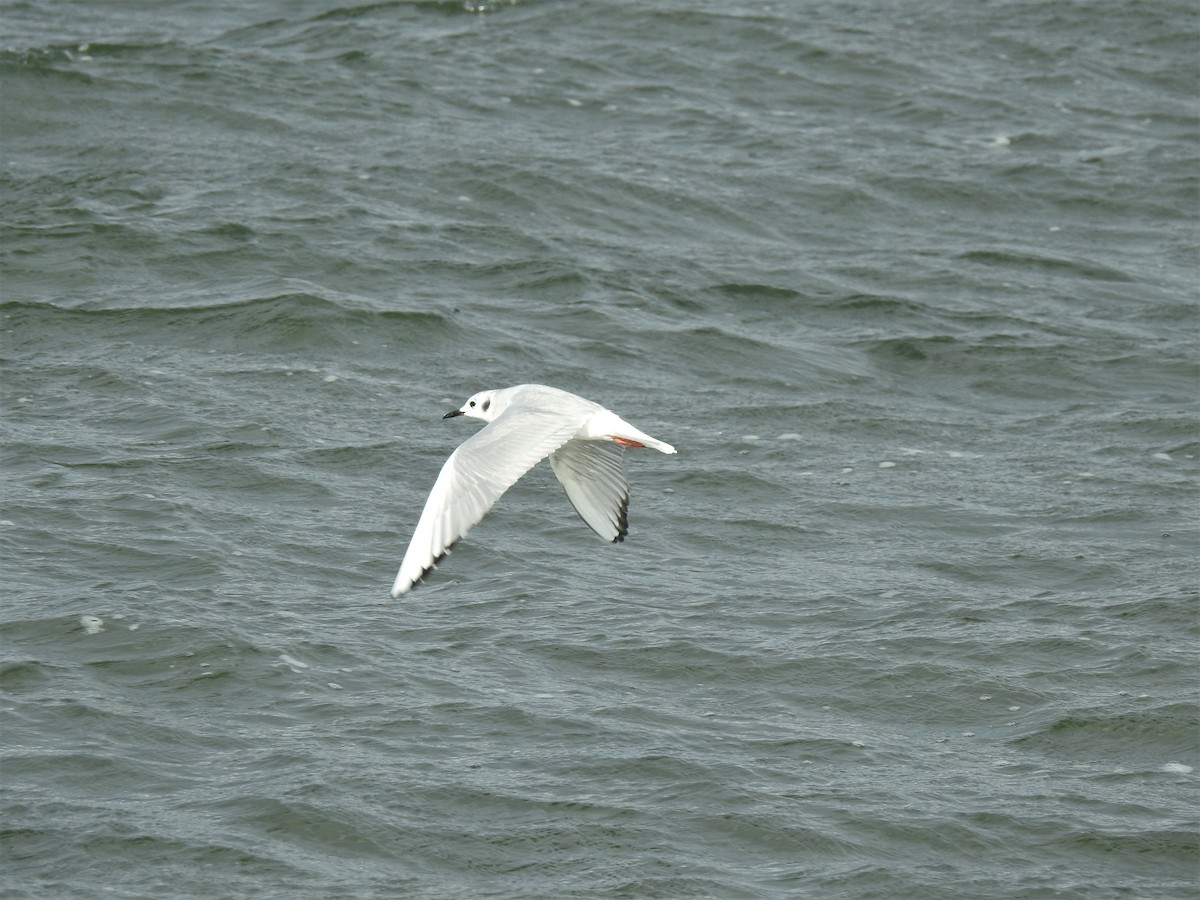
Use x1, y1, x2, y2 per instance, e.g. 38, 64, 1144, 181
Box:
613, 493, 630, 543
411, 543, 457, 590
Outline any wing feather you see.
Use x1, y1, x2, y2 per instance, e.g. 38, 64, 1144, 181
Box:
549, 440, 630, 543
391, 407, 583, 596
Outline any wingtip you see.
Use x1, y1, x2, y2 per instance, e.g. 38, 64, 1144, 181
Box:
392, 573, 426, 598
391, 547, 453, 598
391, 568, 426, 598
615, 492, 629, 542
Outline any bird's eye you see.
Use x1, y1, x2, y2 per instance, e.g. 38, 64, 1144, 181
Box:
469, 400, 475, 407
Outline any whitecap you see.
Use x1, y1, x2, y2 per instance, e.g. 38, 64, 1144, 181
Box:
278, 653, 309, 671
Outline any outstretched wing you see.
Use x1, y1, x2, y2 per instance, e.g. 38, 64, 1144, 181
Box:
392, 407, 582, 596
549, 439, 630, 543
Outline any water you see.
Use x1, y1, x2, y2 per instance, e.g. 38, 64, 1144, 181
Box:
2, 1, 1198, 897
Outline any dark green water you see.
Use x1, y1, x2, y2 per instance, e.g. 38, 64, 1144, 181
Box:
2, 1, 1197, 897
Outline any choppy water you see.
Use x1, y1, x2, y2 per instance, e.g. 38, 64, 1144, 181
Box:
2, 1, 1198, 897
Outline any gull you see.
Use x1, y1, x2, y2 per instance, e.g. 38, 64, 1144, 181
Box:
391, 384, 677, 597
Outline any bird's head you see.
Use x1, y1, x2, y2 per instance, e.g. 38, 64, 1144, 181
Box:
445, 389, 501, 423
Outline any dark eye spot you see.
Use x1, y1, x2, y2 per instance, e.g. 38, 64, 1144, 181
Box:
482, 399, 491, 412
469, 400, 475, 407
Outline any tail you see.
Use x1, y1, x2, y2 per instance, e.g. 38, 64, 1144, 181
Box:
643, 436, 677, 454
587, 410, 677, 454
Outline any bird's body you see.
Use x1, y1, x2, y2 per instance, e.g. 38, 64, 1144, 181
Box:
391, 384, 676, 597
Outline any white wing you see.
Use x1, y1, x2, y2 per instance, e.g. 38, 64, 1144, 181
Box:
549, 440, 630, 543
391, 407, 583, 596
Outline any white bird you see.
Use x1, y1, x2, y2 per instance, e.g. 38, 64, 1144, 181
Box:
391, 384, 677, 597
